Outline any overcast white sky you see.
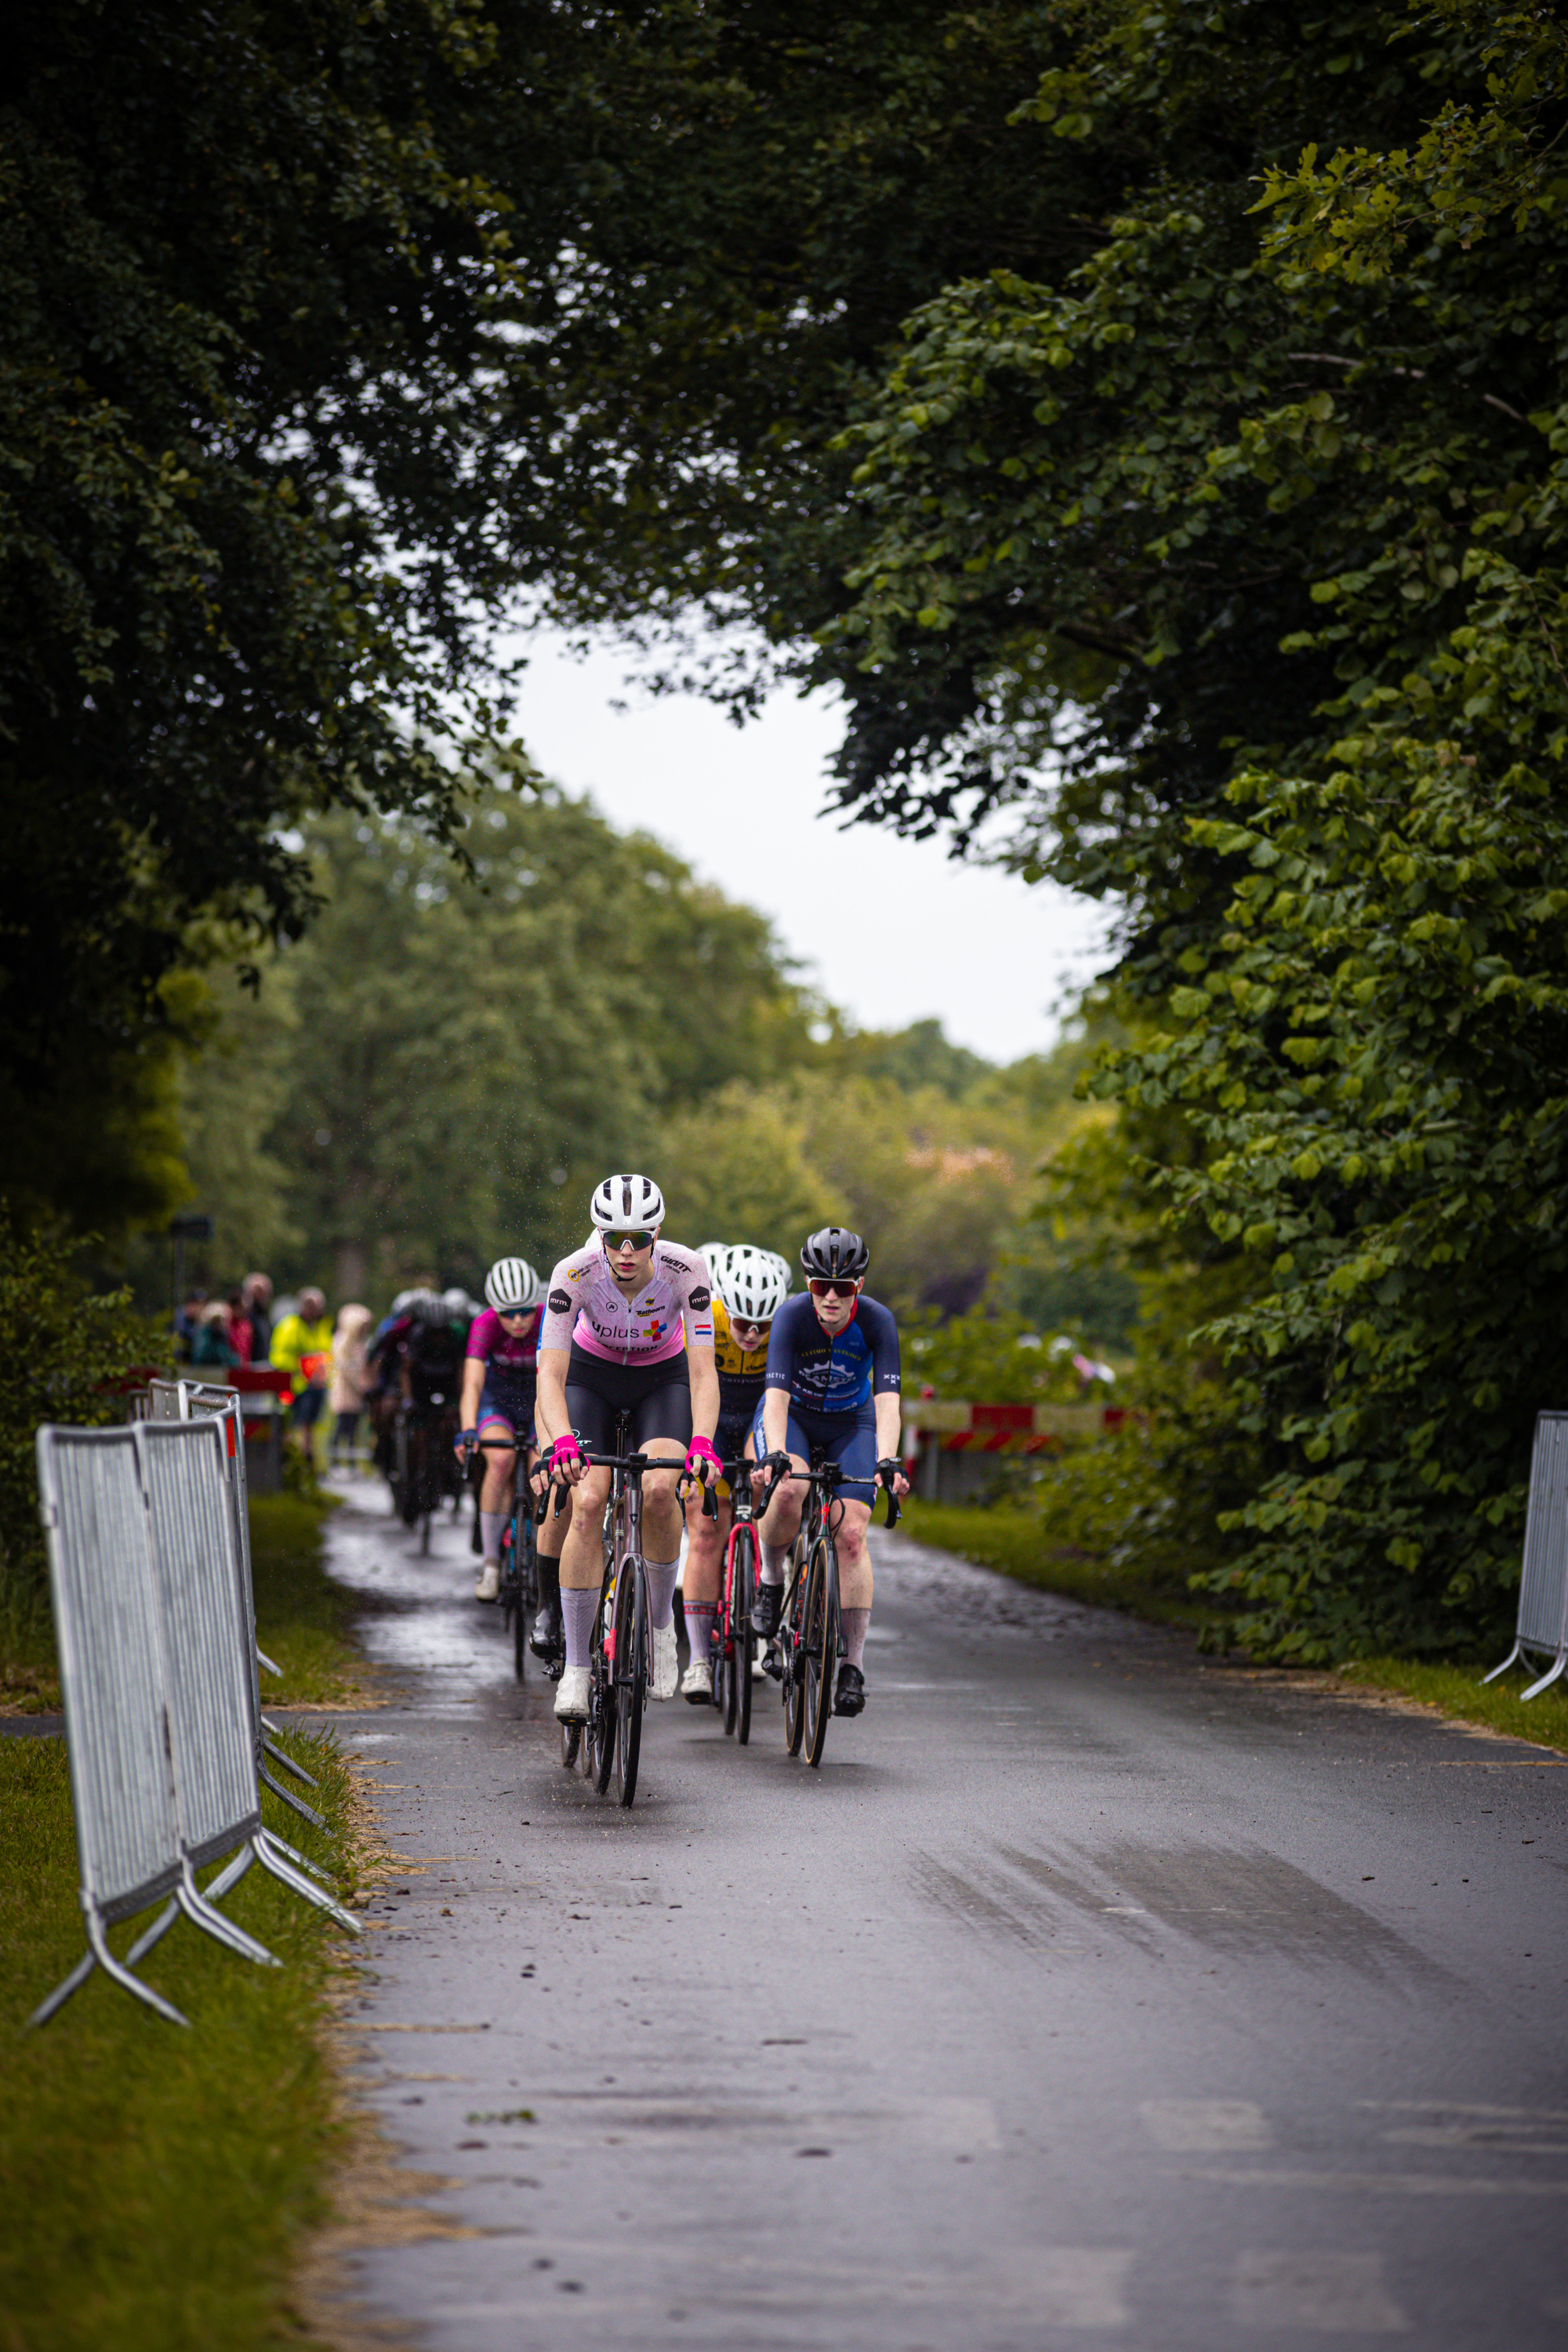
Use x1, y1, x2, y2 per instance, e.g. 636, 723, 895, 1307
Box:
508, 630, 1109, 1065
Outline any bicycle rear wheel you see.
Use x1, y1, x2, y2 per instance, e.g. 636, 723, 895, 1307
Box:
802, 1538, 840, 1768
731, 1528, 755, 1746
613, 1562, 648, 1806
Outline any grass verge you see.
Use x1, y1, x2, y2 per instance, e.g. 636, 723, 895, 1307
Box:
898, 1498, 1568, 1753
0, 1728, 367, 2352
898, 1497, 1214, 1632
1338, 1656, 1568, 1755
0, 1488, 387, 2348
251, 1493, 385, 1708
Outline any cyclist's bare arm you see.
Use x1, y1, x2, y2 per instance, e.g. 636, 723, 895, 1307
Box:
535, 1348, 590, 1483
688, 1343, 720, 1450
875, 1393, 911, 1497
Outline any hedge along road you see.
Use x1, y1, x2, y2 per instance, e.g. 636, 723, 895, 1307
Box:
292, 1475, 1568, 2350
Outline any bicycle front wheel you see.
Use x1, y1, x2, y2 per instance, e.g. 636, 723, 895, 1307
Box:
802, 1537, 840, 1769
613, 1562, 648, 1806
782, 1556, 806, 1758
731, 1528, 755, 1746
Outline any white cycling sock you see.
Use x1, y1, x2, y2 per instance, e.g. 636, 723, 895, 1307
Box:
760, 1543, 788, 1584
684, 1601, 715, 1663
562, 1585, 600, 1668
644, 1555, 680, 1630
840, 1607, 870, 1669
479, 1510, 506, 1563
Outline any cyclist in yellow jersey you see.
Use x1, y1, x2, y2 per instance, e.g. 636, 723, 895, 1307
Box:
680, 1244, 793, 1700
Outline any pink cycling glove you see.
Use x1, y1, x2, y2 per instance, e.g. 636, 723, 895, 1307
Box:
548, 1433, 583, 1474
685, 1434, 722, 1482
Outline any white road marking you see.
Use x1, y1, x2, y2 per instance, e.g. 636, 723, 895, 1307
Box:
1141, 2098, 1274, 2151
1231, 2249, 1408, 2333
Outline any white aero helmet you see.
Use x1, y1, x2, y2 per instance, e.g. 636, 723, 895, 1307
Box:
590, 1172, 666, 1232
485, 1256, 543, 1312
710, 1243, 791, 1325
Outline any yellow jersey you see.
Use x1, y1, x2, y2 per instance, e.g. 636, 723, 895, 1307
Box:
712, 1295, 770, 1425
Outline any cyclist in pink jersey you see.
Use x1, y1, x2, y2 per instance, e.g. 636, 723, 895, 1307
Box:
456, 1257, 543, 1605
534, 1172, 720, 1721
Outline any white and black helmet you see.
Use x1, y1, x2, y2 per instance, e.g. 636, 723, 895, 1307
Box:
590, 1173, 666, 1232
485, 1256, 543, 1312
443, 1286, 474, 1319
800, 1225, 869, 1281
408, 1288, 448, 1325
710, 1244, 791, 1324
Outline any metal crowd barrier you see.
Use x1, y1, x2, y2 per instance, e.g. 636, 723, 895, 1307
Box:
147, 1378, 322, 1817
1484, 1410, 1568, 1700
30, 1417, 360, 2031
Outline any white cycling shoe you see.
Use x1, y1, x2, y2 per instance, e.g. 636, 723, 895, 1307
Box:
474, 1560, 499, 1603
554, 1664, 590, 1720
651, 1620, 680, 1700
681, 1656, 713, 1704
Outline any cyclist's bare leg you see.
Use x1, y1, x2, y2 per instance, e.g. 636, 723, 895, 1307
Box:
681, 1481, 731, 1680
756, 1451, 811, 1553
475, 1425, 517, 1562
559, 1465, 612, 1591
532, 1449, 568, 1652
637, 1439, 688, 1641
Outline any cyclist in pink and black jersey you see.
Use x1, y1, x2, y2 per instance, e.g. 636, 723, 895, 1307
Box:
534, 1172, 720, 1722
456, 1257, 544, 1606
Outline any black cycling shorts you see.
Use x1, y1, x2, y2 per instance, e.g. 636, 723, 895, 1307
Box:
564, 1344, 692, 1454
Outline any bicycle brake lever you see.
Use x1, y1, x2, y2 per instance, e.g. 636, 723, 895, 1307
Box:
702, 1481, 718, 1521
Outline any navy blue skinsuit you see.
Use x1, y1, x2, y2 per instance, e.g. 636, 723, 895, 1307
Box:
756, 1291, 901, 1504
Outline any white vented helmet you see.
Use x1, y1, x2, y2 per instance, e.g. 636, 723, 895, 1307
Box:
590, 1173, 666, 1232
710, 1244, 791, 1324
485, 1256, 542, 1312
443, 1286, 474, 1319
699, 1241, 728, 1267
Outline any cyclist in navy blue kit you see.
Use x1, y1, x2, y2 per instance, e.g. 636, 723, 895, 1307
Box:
752, 1225, 909, 1717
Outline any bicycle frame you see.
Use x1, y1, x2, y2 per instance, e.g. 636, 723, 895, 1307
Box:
543, 1432, 694, 1807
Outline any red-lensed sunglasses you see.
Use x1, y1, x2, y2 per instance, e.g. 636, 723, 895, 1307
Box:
808, 1278, 860, 1301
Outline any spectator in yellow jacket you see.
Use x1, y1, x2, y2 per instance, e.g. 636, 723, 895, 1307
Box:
270, 1287, 333, 1450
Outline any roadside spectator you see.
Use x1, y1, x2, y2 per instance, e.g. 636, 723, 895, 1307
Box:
175, 1284, 209, 1360
241, 1271, 274, 1365
329, 1303, 373, 1466
225, 1286, 253, 1366
191, 1298, 241, 1369
270, 1284, 333, 1454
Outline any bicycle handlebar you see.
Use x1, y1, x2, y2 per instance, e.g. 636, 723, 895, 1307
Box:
753, 1450, 902, 1529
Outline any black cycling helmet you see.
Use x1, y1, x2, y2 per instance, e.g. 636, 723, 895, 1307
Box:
800, 1225, 869, 1281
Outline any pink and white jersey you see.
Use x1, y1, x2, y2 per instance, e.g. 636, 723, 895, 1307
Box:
539, 1239, 714, 1367
464, 1305, 542, 1374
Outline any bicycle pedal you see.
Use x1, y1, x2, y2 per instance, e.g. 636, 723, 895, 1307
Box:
546, 1660, 564, 1682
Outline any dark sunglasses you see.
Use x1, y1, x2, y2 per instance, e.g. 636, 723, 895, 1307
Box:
808, 1278, 859, 1301
604, 1229, 655, 1251
498, 1307, 532, 1321
730, 1316, 773, 1340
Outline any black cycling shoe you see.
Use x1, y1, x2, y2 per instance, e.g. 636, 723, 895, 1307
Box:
752, 1581, 783, 1640
833, 1662, 866, 1717
529, 1596, 563, 1660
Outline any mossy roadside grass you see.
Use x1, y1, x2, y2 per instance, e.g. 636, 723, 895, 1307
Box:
898, 1497, 1568, 1755
0, 1495, 379, 2350
898, 1495, 1214, 1632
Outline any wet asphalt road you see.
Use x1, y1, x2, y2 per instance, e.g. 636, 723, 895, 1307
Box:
300, 1475, 1568, 2350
